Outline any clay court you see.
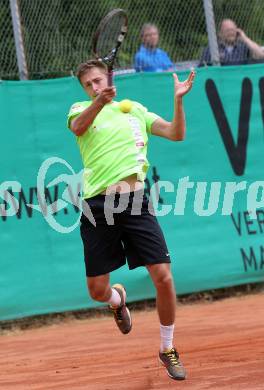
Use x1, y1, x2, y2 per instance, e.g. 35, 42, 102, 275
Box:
1, 293, 263, 390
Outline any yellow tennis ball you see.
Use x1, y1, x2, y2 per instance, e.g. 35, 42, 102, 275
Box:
119, 99, 132, 113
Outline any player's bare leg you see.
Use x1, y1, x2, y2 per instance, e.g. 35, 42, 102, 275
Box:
146, 263, 176, 325
87, 274, 111, 302
146, 263, 186, 380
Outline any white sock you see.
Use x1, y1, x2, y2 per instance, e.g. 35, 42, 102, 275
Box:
107, 288, 121, 307
160, 324, 174, 352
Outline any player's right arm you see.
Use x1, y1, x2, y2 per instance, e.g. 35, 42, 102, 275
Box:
70, 87, 115, 136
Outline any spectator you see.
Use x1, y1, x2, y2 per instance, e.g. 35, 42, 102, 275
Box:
200, 18, 264, 66
134, 23, 174, 72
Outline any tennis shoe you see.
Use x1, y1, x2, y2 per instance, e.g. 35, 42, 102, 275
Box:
109, 284, 132, 334
159, 347, 186, 380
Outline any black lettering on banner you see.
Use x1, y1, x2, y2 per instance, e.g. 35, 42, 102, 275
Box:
256, 210, 264, 233
0, 199, 7, 222
240, 245, 264, 271
18, 186, 59, 218
42, 186, 59, 216
144, 166, 163, 203
260, 246, 264, 270
67, 183, 82, 213
205, 78, 253, 176
259, 77, 264, 129
0, 185, 59, 221
0, 189, 18, 221
16, 188, 36, 218
231, 210, 264, 236
152, 166, 164, 204
230, 212, 242, 235
144, 178, 151, 198
1, 168, 164, 222
243, 211, 257, 235
240, 247, 257, 271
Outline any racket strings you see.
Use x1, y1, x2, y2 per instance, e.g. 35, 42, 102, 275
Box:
96, 14, 126, 60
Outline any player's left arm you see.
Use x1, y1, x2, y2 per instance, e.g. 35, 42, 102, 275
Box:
151, 70, 195, 141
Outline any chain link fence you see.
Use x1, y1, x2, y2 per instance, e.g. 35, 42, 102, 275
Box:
1, 0, 264, 80
0, 0, 18, 78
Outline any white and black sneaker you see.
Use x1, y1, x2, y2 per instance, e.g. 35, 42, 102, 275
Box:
109, 284, 132, 334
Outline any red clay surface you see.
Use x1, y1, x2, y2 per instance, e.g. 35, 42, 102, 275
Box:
0, 293, 263, 390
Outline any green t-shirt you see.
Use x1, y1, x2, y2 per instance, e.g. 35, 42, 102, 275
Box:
67, 100, 159, 199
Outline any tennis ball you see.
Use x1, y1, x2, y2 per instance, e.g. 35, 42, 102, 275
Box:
119, 99, 132, 113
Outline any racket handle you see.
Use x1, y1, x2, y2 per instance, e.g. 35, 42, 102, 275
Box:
108, 70, 113, 86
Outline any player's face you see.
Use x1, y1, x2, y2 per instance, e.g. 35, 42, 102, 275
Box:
219, 21, 237, 44
142, 27, 159, 49
80, 67, 108, 99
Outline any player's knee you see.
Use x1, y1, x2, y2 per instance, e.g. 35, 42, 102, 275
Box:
154, 272, 173, 289
88, 284, 108, 302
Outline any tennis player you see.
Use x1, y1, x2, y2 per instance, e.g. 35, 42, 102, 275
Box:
67, 59, 195, 381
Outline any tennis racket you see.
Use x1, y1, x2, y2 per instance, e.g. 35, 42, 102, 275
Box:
92, 9, 128, 86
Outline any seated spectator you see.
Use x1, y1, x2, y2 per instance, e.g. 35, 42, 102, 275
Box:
200, 18, 264, 66
134, 23, 174, 72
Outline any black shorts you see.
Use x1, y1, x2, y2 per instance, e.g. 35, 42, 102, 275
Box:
80, 190, 171, 277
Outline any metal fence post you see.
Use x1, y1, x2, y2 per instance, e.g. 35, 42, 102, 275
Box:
9, 0, 28, 80
203, 0, 220, 65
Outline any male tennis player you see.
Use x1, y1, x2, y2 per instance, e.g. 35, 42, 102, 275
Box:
67, 59, 195, 381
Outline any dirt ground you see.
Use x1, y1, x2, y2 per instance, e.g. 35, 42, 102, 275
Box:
0, 293, 263, 390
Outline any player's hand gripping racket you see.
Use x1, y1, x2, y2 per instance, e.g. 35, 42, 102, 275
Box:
92, 9, 128, 86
